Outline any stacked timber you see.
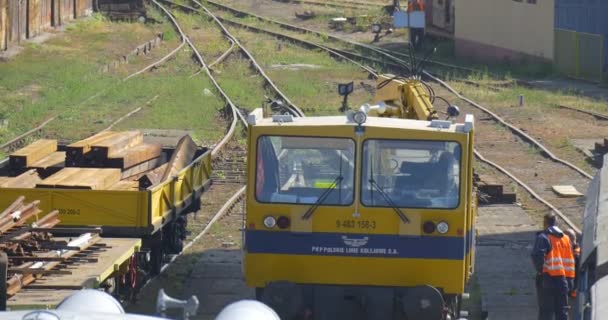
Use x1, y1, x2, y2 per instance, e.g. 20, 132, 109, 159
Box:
2, 131, 200, 192
37, 168, 121, 190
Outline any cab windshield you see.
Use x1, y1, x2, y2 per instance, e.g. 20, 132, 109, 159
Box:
255, 136, 355, 205
361, 139, 461, 209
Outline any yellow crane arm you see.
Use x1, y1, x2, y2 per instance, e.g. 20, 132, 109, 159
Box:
369, 74, 438, 121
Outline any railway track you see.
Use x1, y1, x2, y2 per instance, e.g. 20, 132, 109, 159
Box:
289, 0, 384, 10
558, 104, 608, 121
188, 0, 587, 232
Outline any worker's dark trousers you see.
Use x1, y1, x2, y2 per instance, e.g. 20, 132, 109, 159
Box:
410, 28, 424, 50
538, 285, 570, 320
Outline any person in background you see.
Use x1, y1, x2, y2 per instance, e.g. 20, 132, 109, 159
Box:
531, 213, 575, 320
564, 228, 580, 298
407, 0, 425, 50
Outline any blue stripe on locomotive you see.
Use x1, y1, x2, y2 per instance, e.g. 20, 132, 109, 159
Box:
246, 230, 473, 260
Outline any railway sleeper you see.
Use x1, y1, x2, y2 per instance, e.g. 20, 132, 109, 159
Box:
257, 281, 467, 320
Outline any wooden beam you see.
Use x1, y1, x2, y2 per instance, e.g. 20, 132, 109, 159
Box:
90, 131, 143, 160
36, 168, 83, 188
120, 153, 167, 180
106, 143, 162, 169
161, 135, 197, 182
65, 131, 117, 166
52, 168, 121, 190
0, 169, 41, 188
9, 139, 57, 168
29, 151, 65, 170
138, 163, 168, 189
108, 180, 139, 191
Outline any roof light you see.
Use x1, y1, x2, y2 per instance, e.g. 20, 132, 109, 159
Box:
353, 111, 367, 125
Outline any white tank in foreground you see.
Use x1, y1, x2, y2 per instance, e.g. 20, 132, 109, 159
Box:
215, 300, 280, 320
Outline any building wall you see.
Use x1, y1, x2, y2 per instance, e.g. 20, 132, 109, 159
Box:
555, 0, 608, 73
455, 0, 555, 62
0, 0, 6, 51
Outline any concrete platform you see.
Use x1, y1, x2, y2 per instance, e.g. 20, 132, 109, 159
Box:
475, 205, 539, 320
184, 249, 254, 320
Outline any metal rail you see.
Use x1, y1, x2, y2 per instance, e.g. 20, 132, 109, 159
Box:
290, 0, 381, 10
151, 0, 247, 159
202, 0, 593, 179
558, 105, 608, 121
425, 72, 594, 180
161, 0, 305, 117
200, 1, 587, 231
159, 185, 246, 275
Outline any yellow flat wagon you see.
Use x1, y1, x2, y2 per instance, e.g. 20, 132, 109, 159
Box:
0, 146, 212, 273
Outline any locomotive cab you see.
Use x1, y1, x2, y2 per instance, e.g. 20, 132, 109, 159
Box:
244, 109, 476, 320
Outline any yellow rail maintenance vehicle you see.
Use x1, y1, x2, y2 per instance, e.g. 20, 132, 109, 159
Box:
245, 74, 476, 319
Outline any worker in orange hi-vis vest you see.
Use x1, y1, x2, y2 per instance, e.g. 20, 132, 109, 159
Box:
408, 0, 425, 11
407, 0, 425, 50
532, 213, 575, 320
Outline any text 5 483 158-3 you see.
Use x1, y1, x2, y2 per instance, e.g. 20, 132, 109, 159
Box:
336, 219, 376, 230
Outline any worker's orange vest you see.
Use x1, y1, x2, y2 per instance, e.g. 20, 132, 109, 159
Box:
408, 1, 425, 12
543, 234, 575, 278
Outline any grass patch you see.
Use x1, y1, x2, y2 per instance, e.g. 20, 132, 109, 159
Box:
231, 27, 373, 114
0, 12, 174, 145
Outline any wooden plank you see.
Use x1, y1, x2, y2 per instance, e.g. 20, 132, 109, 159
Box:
161, 135, 197, 181
19, 0, 26, 41
40, 0, 51, 29
138, 163, 168, 189
108, 180, 139, 191
552, 185, 584, 198
9, 139, 57, 168
36, 167, 83, 188
27, 0, 41, 38
106, 143, 162, 169
29, 151, 65, 170
1, 169, 41, 188
90, 131, 143, 160
120, 153, 167, 179
54, 168, 121, 190
0, 0, 6, 50
75, 0, 91, 18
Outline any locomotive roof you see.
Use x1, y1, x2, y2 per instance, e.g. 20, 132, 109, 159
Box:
251, 115, 473, 134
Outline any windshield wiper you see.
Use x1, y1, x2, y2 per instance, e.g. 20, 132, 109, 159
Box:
302, 176, 343, 220
368, 178, 410, 224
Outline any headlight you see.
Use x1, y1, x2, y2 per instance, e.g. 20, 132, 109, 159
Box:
353, 111, 367, 125
436, 221, 449, 234
263, 216, 276, 229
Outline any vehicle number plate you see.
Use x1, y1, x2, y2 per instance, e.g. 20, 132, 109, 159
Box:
336, 219, 376, 230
